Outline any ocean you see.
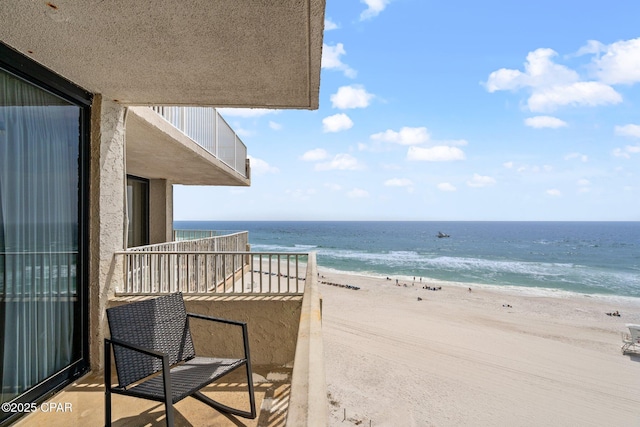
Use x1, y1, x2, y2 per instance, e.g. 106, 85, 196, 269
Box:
174, 221, 640, 299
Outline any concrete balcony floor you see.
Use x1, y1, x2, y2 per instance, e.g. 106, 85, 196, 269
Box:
15, 366, 292, 427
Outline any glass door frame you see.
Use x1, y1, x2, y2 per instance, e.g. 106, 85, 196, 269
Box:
0, 43, 92, 426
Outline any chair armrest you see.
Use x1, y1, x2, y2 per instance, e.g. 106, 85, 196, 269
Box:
104, 337, 172, 396
187, 312, 247, 327
105, 337, 167, 359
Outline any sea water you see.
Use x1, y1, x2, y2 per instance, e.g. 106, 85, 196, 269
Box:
174, 221, 640, 299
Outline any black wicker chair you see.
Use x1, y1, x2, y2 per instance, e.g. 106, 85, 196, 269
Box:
104, 293, 256, 426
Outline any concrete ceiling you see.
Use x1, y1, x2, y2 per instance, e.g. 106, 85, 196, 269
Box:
0, 0, 325, 109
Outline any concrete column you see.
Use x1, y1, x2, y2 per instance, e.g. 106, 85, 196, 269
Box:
89, 96, 126, 372
149, 179, 173, 244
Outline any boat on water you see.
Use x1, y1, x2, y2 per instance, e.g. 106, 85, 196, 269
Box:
437, 231, 450, 238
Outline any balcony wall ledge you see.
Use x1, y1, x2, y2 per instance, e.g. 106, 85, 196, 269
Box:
285, 252, 329, 426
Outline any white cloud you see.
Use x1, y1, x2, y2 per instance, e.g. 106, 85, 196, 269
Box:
381, 163, 402, 170
485, 48, 622, 112
357, 142, 369, 151
248, 155, 279, 175
268, 121, 282, 130
370, 126, 430, 145
574, 40, 606, 57
324, 183, 342, 191
330, 85, 374, 109
564, 152, 589, 162
218, 108, 279, 118
300, 148, 328, 162
384, 178, 413, 187
407, 145, 465, 162
467, 173, 496, 188
524, 116, 568, 129
360, 0, 390, 21
322, 43, 357, 78
322, 113, 354, 133
629, 146, 640, 153
315, 153, 363, 171
485, 48, 579, 92
285, 188, 317, 201
437, 182, 457, 192
502, 161, 556, 173
613, 145, 640, 158
527, 81, 622, 112
324, 18, 339, 31
615, 124, 640, 138
347, 188, 369, 198
546, 189, 562, 197
592, 37, 640, 85
577, 179, 591, 194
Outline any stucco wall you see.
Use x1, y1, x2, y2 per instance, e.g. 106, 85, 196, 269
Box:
108, 296, 302, 367
89, 96, 127, 372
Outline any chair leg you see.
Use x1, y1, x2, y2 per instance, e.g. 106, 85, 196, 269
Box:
192, 391, 255, 419
161, 356, 175, 427
105, 388, 111, 427
191, 361, 256, 419
165, 400, 175, 427
104, 340, 112, 427
245, 355, 257, 419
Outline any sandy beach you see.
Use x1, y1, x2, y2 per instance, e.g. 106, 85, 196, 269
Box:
320, 269, 640, 427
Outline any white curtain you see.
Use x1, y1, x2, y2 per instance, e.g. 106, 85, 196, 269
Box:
0, 69, 80, 402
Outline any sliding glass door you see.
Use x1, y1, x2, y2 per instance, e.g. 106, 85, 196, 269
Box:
0, 46, 90, 425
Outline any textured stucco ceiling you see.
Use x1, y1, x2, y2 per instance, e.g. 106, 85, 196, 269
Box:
0, 0, 324, 109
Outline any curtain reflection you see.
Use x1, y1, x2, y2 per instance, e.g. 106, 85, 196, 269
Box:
0, 69, 80, 404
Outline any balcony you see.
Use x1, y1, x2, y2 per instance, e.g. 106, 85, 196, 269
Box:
126, 107, 250, 187
16, 231, 327, 426
152, 107, 249, 179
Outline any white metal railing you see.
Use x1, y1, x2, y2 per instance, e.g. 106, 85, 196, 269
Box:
128, 231, 248, 253
173, 229, 246, 241
117, 251, 307, 295
150, 106, 249, 178
119, 228, 307, 297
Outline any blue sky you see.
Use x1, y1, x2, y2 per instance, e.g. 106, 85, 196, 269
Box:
175, 0, 640, 221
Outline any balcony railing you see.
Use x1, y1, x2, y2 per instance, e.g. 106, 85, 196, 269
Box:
151, 106, 249, 178
119, 232, 307, 295
173, 229, 245, 241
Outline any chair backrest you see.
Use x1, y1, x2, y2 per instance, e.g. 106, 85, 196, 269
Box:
628, 324, 640, 343
107, 293, 195, 388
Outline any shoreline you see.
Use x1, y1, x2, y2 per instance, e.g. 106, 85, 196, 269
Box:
319, 267, 640, 426
317, 265, 640, 306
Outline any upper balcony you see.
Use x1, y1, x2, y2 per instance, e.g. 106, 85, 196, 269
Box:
126, 106, 250, 186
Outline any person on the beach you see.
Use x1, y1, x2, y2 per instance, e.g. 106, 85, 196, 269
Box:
468, 287, 472, 292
